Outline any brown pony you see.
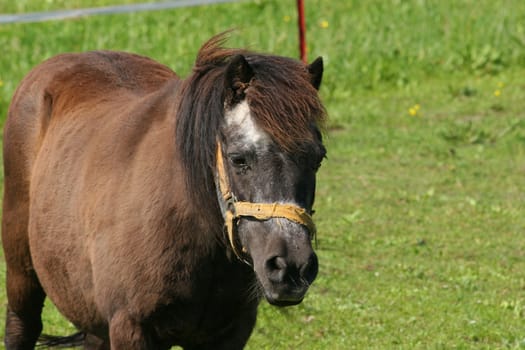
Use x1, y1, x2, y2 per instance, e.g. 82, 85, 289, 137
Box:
2, 33, 326, 349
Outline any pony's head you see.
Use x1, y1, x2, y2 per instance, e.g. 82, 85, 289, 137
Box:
177, 34, 326, 306
218, 50, 325, 306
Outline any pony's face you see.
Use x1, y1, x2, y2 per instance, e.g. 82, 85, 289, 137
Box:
218, 95, 325, 306
215, 53, 325, 306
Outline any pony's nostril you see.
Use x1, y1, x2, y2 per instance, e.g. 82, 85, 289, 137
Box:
300, 253, 318, 283
266, 256, 286, 271
265, 256, 287, 283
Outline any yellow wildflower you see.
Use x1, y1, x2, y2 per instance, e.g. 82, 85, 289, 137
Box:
283, 15, 291, 23
497, 82, 504, 88
494, 89, 501, 97
320, 20, 329, 29
408, 104, 421, 117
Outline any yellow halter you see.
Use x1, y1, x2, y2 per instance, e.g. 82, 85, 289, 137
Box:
216, 142, 317, 260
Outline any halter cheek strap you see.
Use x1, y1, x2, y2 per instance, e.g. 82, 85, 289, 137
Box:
216, 142, 317, 261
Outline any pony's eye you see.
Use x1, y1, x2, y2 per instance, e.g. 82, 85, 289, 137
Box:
230, 154, 248, 168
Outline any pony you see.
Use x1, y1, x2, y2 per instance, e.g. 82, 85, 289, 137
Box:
2, 33, 326, 349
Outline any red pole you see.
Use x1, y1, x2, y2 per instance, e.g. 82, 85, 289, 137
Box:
297, 0, 307, 63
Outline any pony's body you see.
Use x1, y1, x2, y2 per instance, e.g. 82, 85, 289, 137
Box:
3, 35, 325, 349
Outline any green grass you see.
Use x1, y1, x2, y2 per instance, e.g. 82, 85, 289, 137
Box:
1, 0, 525, 348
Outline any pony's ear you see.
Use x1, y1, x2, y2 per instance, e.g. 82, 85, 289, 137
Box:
307, 57, 323, 90
224, 54, 254, 104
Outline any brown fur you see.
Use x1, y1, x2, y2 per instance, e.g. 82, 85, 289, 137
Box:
2, 34, 324, 349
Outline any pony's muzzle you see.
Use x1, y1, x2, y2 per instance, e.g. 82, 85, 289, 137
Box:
263, 251, 318, 306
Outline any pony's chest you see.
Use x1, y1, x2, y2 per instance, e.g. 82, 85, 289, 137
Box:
156, 261, 258, 344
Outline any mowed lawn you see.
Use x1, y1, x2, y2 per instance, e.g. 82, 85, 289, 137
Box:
1, 0, 525, 349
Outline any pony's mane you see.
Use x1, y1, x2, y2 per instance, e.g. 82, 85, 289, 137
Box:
175, 33, 326, 218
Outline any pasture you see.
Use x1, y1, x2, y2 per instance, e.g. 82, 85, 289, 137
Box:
1, 0, 525, 348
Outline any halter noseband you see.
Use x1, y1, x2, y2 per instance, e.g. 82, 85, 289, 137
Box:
216, 142, 317, 261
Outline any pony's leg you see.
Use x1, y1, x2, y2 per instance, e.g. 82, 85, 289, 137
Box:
3, 75, 52, 350
84, 333, 110, 350
185, 308, 257, 350
108, 311, 151, 350
3, 202, 46, 350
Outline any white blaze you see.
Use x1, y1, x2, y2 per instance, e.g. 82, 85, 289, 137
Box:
225, 101, 270, 146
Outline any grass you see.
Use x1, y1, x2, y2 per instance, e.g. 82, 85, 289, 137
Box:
1, 0, 525, 348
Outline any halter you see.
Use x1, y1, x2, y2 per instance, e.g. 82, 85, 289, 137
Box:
216, 142, 317, 261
